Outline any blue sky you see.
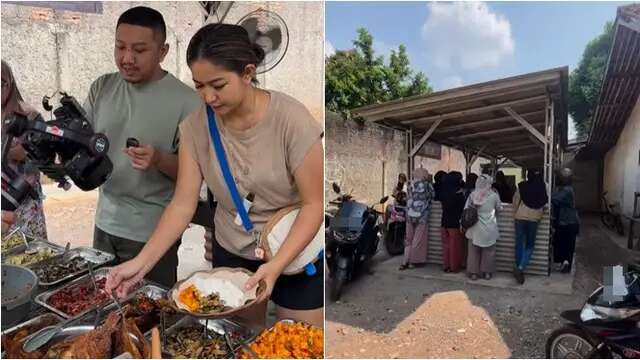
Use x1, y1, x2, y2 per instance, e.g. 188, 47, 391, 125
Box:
326, 1, 628, 90
325, 1, 630, 138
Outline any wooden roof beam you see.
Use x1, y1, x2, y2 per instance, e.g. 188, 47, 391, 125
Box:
504, 106, 547, 145
400, 95, 548, 126
432, 110, 545, 135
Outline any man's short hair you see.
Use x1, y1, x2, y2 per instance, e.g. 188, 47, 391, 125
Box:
117, 6, 167, 43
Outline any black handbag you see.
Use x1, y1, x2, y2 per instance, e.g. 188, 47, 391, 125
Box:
461, 202, 479, 229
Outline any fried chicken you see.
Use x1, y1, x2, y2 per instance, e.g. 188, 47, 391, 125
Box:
50, 312, 120, 359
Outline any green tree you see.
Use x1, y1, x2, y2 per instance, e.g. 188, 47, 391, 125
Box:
325, 28, 432, 119
569, 21, 614, 138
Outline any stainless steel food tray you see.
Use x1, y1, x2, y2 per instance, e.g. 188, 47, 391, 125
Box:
161, 316, 256, 358
32, 324, 143, 358
1, 229, 29, 254
2, 240, 65, 268
88, 284, 182, 337
33, 247, 115, 286
242, 319, 324, 358
34, 267, 144, 319
1, 312, 64, 357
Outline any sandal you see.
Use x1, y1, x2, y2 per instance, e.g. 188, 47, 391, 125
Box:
470, 273, 478, 281
484, 273, 492, 280
399, 264, 409, 271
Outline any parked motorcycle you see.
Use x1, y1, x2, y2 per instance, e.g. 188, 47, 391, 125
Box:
546, 265, 640, 358
326, 183, 387, 301
383, 193, 406, 256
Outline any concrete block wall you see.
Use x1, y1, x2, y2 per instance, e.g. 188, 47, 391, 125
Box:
325, 113, 484, 206
1, 1, 323, 122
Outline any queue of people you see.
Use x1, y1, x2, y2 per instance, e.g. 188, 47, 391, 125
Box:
394, 167, 579, 284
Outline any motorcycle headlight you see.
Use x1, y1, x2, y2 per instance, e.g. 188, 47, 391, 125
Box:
332, 230, 345, 241
580, 302, 640, 322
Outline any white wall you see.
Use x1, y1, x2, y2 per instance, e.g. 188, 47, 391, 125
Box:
603, 98, 640, 216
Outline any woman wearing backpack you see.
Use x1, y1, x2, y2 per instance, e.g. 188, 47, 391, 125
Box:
464, 174, 502, 280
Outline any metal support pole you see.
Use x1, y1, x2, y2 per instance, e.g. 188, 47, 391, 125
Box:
543, 98, 550, 195
549, 100, 555, 194
408, 128, 414, 180
491, 157, 498, 178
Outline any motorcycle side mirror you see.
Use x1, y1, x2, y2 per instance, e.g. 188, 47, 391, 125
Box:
379, 196, 389, 204
332, 183, 341, 194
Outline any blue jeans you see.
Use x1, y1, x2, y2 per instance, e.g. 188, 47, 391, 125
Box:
515, 220, 539, 270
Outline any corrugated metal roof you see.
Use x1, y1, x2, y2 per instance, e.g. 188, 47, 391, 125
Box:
352, 67, 568, 169
586, 4, 640, 149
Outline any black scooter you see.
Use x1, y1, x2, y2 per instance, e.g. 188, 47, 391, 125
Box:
326, 183, 387, 301
546, 265, 640, 358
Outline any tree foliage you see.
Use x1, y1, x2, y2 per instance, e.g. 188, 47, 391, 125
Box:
569, 21, 614, 138
325, 28, 432, 120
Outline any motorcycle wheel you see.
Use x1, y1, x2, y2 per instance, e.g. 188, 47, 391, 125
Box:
385, 225, 405, 256
545, 326, 606, 359
330, 268, 347, 302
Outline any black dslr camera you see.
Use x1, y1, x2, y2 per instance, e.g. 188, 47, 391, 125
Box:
1, 92, 113, 211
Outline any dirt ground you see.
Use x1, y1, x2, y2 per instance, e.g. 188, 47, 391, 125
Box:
42, 187, 97, 248
326, 216, 636, 359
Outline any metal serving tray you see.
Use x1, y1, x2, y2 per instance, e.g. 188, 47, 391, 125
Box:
1, 229, 30, 254
1, 313, 64, 357
161, 316, 256, 358
80, 284, 182, 337
2, 241, 65, 268
34, 267, 143, 319
34, 324, 144, 358
32, 247, 115, 286
242, 319, 324, 358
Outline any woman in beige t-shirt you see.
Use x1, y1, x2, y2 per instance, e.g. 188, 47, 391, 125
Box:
105, 23, 324, 327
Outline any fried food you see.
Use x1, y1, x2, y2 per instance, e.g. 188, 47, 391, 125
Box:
164, 324, 229, 359
1, 316, 60, 359
47, 278, 110, 316
242, 322, 324, 359
178, 285, 227, 313
34, 257, 92, 283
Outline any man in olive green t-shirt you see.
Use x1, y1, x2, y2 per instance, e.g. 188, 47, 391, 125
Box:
83, 7, 201, 287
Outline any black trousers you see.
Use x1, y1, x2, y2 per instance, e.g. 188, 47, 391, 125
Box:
553, 223, 579, 269
93, 226, 180, 288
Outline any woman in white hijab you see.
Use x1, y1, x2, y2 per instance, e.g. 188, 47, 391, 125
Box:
464, 174, 502, 280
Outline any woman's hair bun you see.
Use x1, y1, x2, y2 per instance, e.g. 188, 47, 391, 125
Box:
252, 43, 266, 65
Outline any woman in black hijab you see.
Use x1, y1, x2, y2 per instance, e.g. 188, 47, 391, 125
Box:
493, 171, 514, 203
464, 173, 478, 200
434, 170, 447, 202
512, 169, 548, 284
440, 171, 466, 273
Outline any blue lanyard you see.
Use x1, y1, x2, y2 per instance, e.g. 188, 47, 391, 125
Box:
206, 106, 253, 233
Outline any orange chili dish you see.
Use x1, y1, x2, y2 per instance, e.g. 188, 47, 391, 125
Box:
242, 322, 324, 359
178, 285, 200, 312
